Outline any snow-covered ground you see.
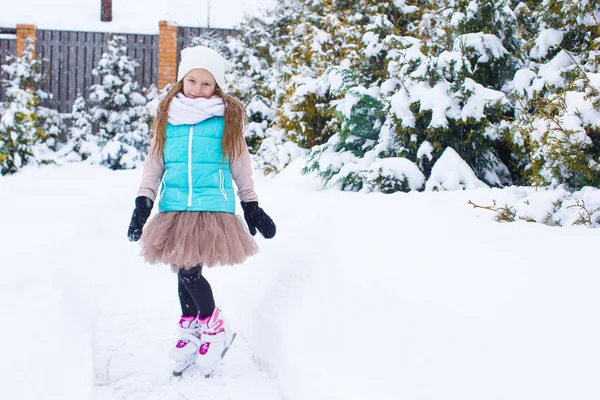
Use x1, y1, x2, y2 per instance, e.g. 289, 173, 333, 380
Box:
0, 0, 271, 33
1, 161, 599, 400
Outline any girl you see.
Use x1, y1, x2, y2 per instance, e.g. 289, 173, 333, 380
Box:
126, 46, 276, 376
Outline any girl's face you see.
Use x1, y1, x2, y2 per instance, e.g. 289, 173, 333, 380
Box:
182, 68, 216, 99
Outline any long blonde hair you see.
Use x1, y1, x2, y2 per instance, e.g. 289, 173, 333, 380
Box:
150, 82, 247, 163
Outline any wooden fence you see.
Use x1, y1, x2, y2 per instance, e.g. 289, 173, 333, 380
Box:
36, 30, 158, 113
0, 33, 17, 103
0, 29, 157, 112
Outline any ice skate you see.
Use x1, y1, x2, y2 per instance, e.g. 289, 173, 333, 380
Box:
170, 315, 202, 376
195, 308, 237, 377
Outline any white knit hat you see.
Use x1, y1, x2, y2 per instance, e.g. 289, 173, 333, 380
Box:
177, 46, 229, 88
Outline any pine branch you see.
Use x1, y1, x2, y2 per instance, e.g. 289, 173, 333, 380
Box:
557, 45, 590, 84
467, 199, 516, 222
567, 200, 600, 227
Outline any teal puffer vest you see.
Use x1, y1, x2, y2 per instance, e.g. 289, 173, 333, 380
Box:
157, 117, 235, 213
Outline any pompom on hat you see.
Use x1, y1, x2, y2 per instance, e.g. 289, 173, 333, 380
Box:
177, 46, 230, 88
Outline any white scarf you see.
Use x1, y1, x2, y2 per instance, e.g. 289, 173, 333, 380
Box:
168, 94, 225, 125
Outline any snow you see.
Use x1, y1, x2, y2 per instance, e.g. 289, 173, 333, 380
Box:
450, 12, 466, 26
365, 157, 426, 191
417, 140, 434, 160
363, 31, 384, 57
453, 33, 508, 63
333, 87, 366, 118
1, 159, 600, 400
533, 50, 574, 91
530, 28, 564, 59
425, 147, 489, 191
588, 72, 600, 91
390, 89, 416, 127
461, 78, 506, 121
411, 81, 456, 128
392, 0, 419, 14
0, 0, 270, 34
565, 91, 600, 127
513, 68, 537, 96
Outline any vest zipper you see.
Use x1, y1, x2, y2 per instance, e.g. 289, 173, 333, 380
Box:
158, 170, 169, 202
219, 169, 228, 202
187, 126, 194, 207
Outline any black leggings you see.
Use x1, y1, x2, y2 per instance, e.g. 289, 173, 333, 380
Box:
177, 265, 216, 320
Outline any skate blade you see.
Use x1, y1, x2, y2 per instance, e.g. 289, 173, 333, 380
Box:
172, 357, 196, 377
220, 332, 237, 359
204, 332, 238, 378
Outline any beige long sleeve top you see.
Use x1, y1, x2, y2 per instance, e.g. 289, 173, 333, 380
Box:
137, 135, 259, 203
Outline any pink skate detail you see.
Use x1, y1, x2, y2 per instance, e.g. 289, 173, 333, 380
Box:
198, 309, 225, 334
212, 320, 224, 332
176, 340, 189, 349
199, 342, 211, 355
179, 315, 197, 329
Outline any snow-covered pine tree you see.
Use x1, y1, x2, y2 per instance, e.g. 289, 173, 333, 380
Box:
510, 0, 600, 189
272, 0, 364, 150
0, 42, 44, 175
303, 67, 392, 191
87, 35, 150, 169
67, 94, 97, 161
302, 0, 518, 192
377, 0, 518, 188
300, 1, 433, 192
453, 0, 522, 89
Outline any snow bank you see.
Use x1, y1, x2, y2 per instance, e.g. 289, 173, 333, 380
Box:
473, 185, 600, 228
0, 166, 96, 400
2, 161, 600, 400
211, 159, 600, 400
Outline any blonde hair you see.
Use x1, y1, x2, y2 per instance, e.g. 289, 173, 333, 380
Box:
150, 82, 247, 163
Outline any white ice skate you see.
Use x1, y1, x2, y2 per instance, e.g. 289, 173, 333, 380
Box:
170, 315, 202, 376
195, 308, 237, 378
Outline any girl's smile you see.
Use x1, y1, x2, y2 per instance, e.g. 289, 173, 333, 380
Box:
183, 68, 217, 99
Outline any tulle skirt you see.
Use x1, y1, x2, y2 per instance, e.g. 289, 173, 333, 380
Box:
140, 211, 259, 272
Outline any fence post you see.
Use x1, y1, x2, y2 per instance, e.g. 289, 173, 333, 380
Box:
16, 24, 36, 58
159, 21, 177, 90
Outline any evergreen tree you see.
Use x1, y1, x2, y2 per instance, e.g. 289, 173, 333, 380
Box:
87, 36, 151, 169
275, 0, 425, 189
509, 0, 600, 189
68, 94, 97, 161
302, 0, 517, 191
212, 0, 598, 193
0, 42, 51, 175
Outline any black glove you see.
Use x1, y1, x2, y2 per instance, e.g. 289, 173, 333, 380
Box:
241, 201, 276, 239
127, 196, 154, 242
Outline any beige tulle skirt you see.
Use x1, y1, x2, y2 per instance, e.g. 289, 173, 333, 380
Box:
140, 211, 259, 272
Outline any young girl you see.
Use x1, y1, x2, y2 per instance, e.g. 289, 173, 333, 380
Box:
126, 46, 276, 376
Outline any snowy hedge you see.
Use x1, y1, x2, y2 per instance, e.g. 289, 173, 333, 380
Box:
201, 0, 600, 197
0, 42, 63, 175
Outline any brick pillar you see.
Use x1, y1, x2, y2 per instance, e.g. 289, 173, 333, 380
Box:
16, 24, 36, 58
159, 21, 178, 90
